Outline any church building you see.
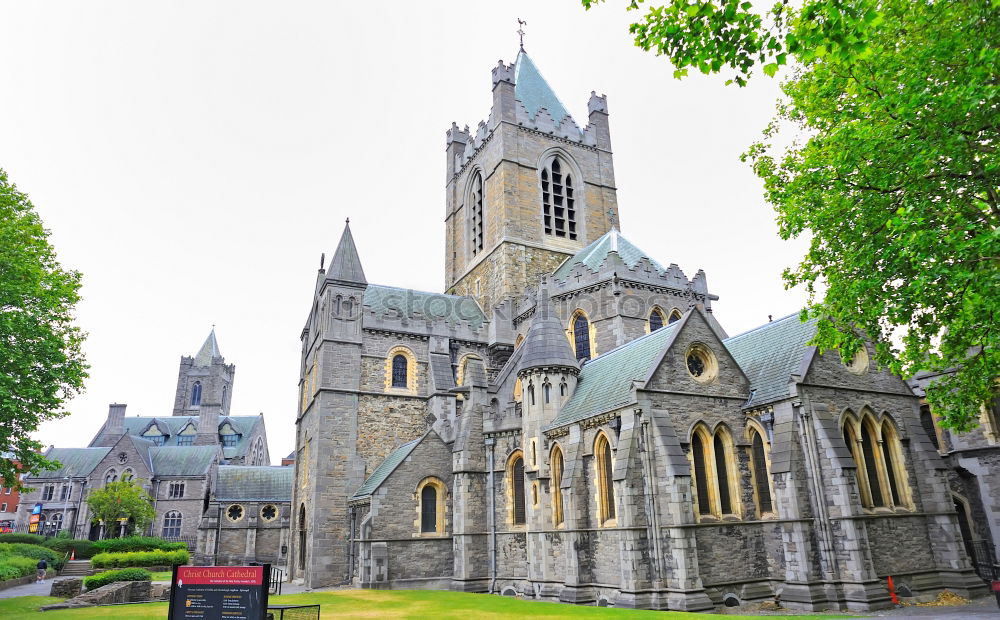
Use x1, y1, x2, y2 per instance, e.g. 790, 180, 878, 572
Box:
288, 47, 987, 611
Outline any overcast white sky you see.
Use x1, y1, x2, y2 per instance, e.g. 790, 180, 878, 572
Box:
1, 1, 808, 463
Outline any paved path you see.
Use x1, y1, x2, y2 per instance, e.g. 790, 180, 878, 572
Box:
0, 576, 69, 599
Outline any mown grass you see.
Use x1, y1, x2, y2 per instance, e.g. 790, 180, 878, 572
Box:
0, 590, 852, 619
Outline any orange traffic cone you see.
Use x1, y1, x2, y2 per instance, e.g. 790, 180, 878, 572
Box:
70, 549, 75, 561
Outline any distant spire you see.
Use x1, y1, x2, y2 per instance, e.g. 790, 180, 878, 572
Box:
194, 328, 221, 366
327, 219, 367, 286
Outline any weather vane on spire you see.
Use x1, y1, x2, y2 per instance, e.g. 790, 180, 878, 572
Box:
517, 18, 527, 51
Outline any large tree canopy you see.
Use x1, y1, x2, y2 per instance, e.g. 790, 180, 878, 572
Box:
0, 169, 88, 485
587, 0, 1000, 429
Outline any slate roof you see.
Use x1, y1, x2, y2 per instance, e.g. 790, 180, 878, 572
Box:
549, 322, 679, 429
520, 296, 578, 371
514, 51, 572, 125
363, 284, 486, 330
32, 447, 112, 479
552, 229, 667, 281
429, 352, 456, 392
351, 438, 421, 499
149, 445, 220, 476
215, 466, 293, 501
723, 313, 817, 409
327, 221, 367, 285
193, 329, 221, 366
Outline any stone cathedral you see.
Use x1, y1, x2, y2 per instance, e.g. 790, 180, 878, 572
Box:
289, 48, 990, 611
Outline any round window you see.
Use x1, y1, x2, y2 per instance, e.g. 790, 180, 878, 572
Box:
685, 344, 718, 383
226, 504, 244, 521
260, 504, 278, 522
845, 347, 869, 375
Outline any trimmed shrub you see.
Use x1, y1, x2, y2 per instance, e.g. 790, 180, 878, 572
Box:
0, 555, 37, 581
0, 543, 63, 570
91, 548, 189, 568
91, 536, 187, 555
0, 533, 45, 545
83, 567, 151, 590
43, 538, 97, 559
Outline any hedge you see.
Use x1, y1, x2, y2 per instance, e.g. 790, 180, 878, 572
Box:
0, 534, 45, 545
83, 567, 152, 590
43, 538, 98, 559
91, 549, 189, 568
91, 536, 187, 555
0, 543, 63, 570
0, 555, 37, 581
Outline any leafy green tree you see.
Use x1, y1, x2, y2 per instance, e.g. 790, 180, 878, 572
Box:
587, 0, 999, 430
85, 480, 156, 538
0, 169, 88, 485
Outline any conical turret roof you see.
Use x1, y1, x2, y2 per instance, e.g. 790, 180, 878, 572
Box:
514, 51, 572, 126
327, 220, 367, 286
520, 293, 578, 372
193, 328, 221, 366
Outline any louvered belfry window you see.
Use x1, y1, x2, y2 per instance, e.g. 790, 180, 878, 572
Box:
750, 432, 773, 513
512, 456, 526, 525
541, 157, 577, 240
420, 485, 437, 533
470, 172, 484, 255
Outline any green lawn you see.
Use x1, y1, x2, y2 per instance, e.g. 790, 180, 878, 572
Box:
148, 571, 173, 581
0, 591, 851, 619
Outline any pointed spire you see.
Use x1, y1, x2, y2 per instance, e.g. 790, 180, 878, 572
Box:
514, 51, 572, 126
520, 287, 578, 372
193, 328, 221, 366
327, 219, 367, 286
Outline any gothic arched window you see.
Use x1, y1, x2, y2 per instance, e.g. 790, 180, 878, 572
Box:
509, 452, 526, 525
690, 424, 741, 519
668, 309, 683, 324
162, 511, 182, 538
551, 445, 565, 527
470, 172, 484, 256
749, 428, 774, 515
649, 308, 665, 332
528, 384, 535, 406
222, 384, 228, 408
541, 156, 577, 240
421, 485, 436, 532
543, 383, 551, 404
191, 381, 202, 406
391, 355, 408, 388
595, 433, 616, 524
104, 469, 118, 485
571, 311, 592, 361
842, 411, 912, 510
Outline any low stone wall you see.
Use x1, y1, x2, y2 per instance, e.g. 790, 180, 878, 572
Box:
0, 568, 54, 592
40, 580, 153, 610
50, 577, 82, 599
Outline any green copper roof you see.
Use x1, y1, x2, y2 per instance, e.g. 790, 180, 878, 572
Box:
105, 415, 259, 452
32, 447, 112, 479
351, 438, 420, 499
723, 313, 817, 409
364, 284, 486, 330
549, 322, 679, 429
215, 466, 293, 501
149, 445, 220, 476
514, 51, 572, 125
552, 229, 667, 280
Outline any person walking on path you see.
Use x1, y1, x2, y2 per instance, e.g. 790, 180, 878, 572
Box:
35, 559, 47, 582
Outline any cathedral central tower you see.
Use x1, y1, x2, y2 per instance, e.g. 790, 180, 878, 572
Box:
444, 50, 619, 315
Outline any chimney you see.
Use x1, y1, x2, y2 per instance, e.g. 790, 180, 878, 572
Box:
107, 403, 126, 434
195, 404, 221, 446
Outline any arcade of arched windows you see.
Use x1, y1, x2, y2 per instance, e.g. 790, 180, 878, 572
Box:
841, 410, 913, 511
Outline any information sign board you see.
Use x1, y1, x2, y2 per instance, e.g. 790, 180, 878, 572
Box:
167, 565, 270, 620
